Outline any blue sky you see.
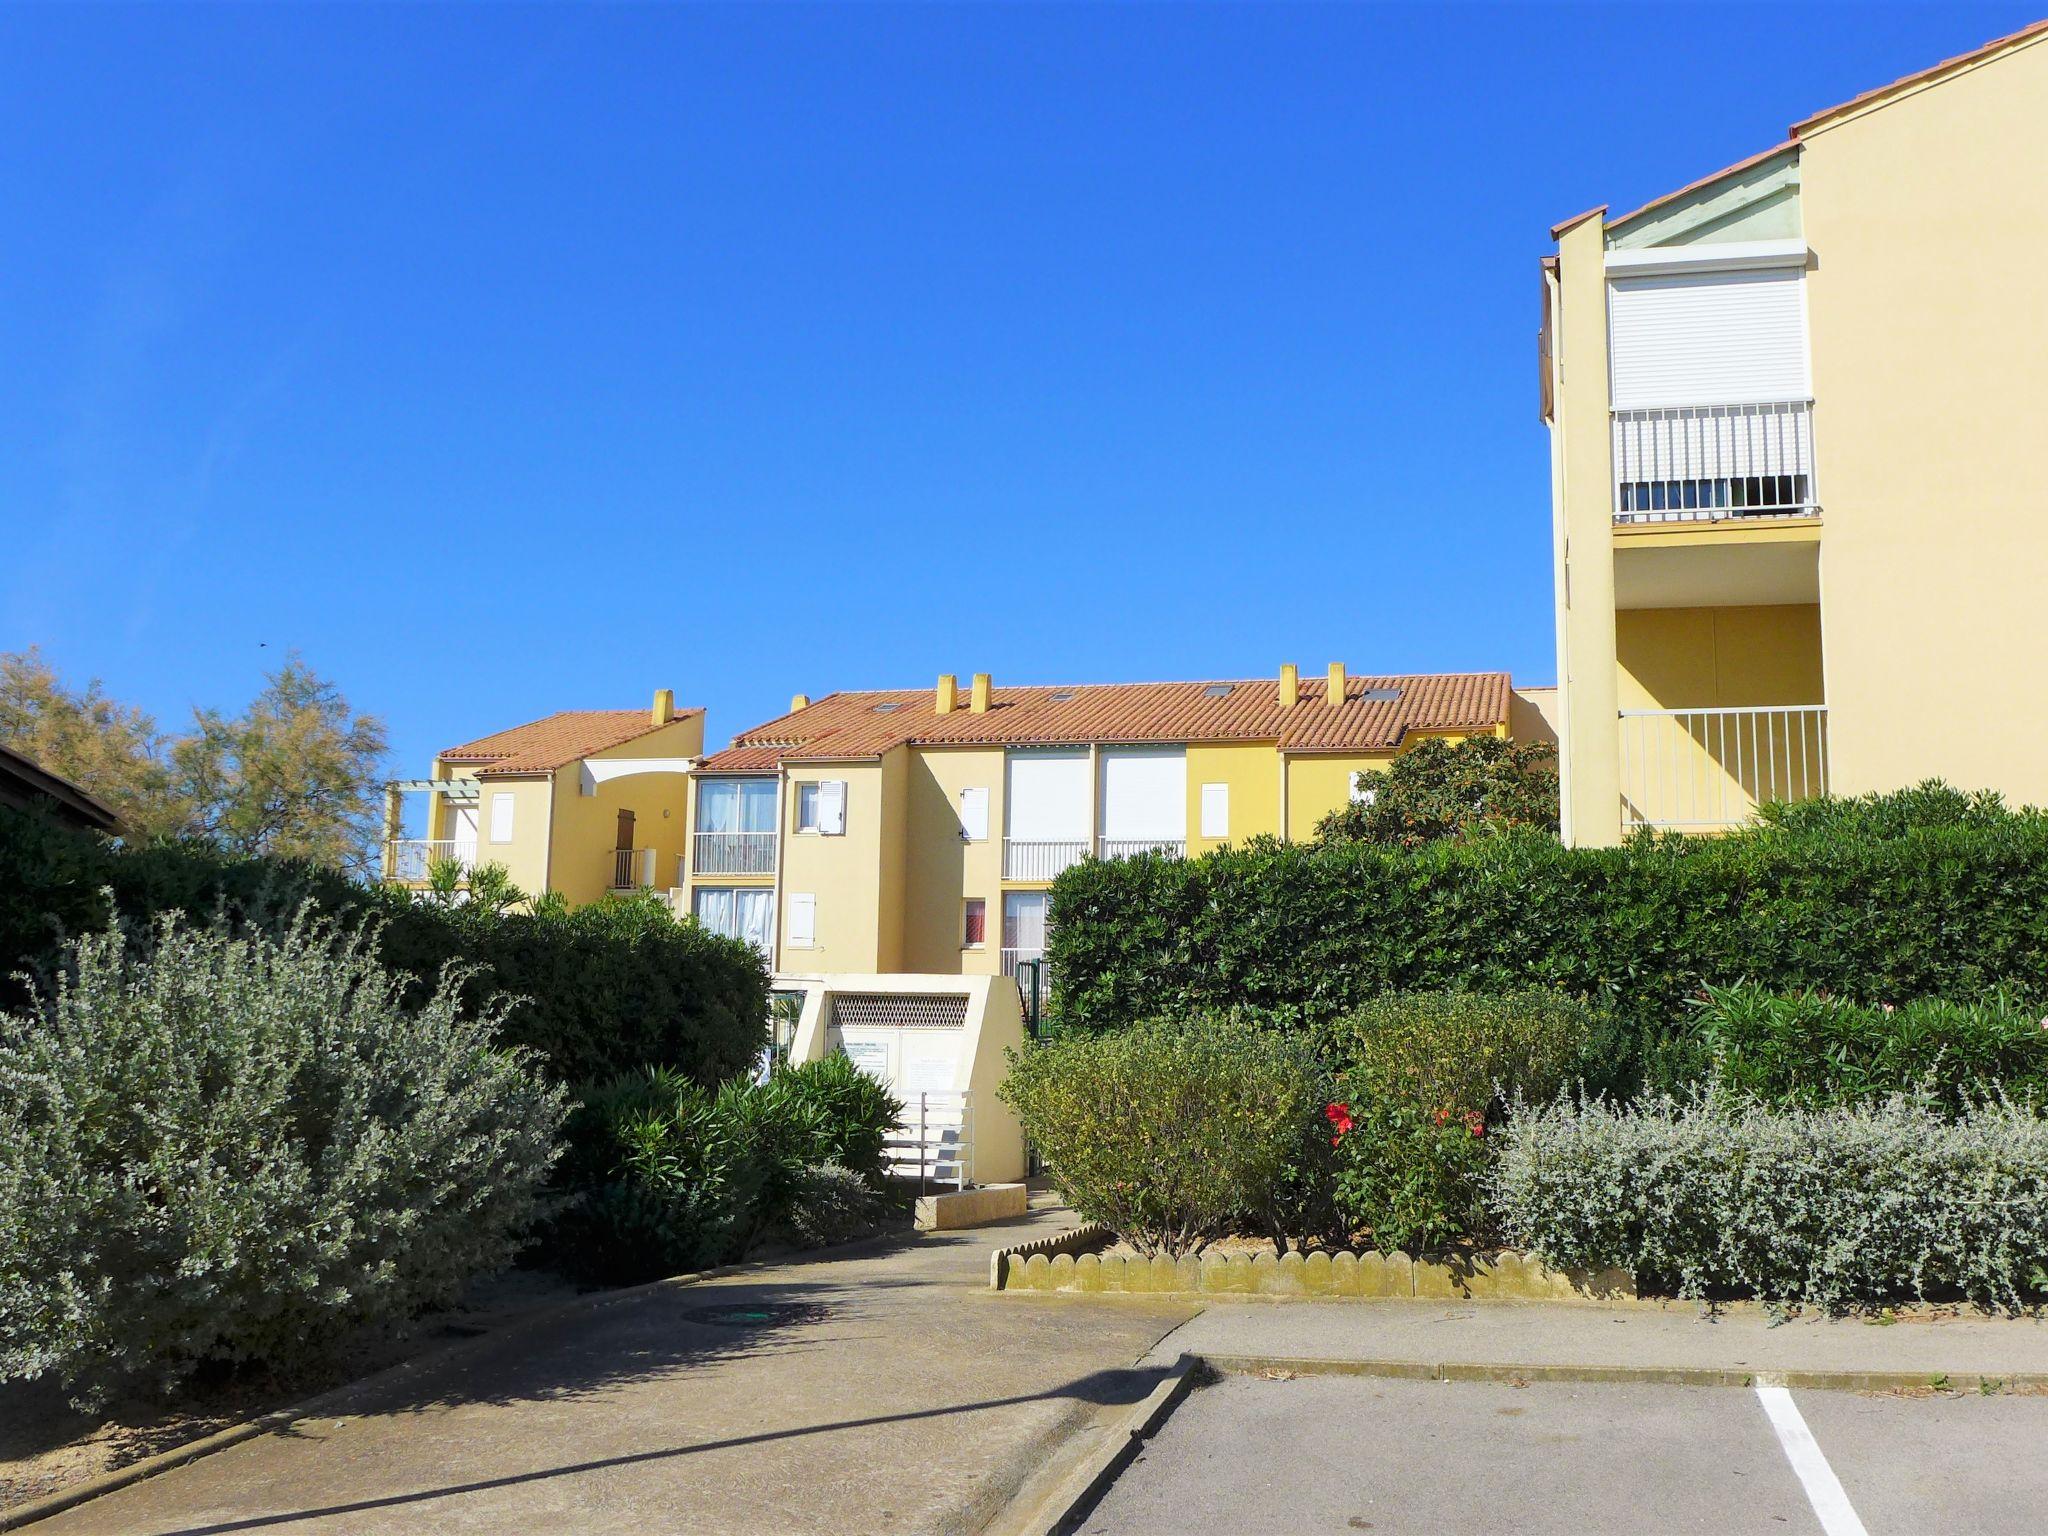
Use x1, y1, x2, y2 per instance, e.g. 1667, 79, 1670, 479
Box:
3, 2, 2035, 796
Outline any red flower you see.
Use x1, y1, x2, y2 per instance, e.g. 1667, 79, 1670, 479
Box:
1324, 1102, 1354, 1140
1465, 1111, 1485, 1139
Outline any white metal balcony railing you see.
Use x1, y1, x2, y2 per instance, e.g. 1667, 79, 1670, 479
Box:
1097, 838, 1186, 861
1002, 838, 1090, 882
609, 848, 657, 890
692, 830, 778, 876
884, 1090, 973, 1192
385, 839, 475, 883
1620, 706, 1828, 832
1612, 400, 1817, 524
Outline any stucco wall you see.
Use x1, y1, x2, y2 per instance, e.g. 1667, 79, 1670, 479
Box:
900, 746, 1005, 975
1616, 605, 1824, 710
1801, 37, 2048, 804
1184, 741, 1280, 855
544, 716, 703, 906
780, 760, 888, 973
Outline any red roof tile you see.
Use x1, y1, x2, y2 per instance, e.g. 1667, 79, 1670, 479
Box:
441, 708, 702, 776
699, 673, 1509, 771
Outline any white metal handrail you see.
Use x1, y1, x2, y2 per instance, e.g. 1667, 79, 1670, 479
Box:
1612, 400, 1817, 523
1620, 705, 1828, 831
1098, 837, 1185, 860
609, 848, 656, 890
1003, 838, 1089, 881
385, 839, 475, 883
693, 830, 778, 875
884, 1090, 973, 1192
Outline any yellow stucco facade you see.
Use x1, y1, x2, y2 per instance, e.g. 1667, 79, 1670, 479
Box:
1545, 25, 2048, 842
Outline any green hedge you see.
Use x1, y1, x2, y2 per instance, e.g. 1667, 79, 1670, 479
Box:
0, 807, 769, 1086
1045, 798, 2048, 1034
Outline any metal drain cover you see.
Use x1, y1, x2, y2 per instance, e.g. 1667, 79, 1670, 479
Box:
681, 1301, 830, 1329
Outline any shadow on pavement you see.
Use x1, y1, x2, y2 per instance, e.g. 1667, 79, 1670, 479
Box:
122, 1363, 1179, 1536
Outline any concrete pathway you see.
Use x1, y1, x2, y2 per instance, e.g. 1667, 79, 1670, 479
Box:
35, 1202, 1193, 1536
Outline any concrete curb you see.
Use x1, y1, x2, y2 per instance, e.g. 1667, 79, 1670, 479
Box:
1198, 1352, 2048, 1396
980, 1355, 1199, 1536
0, 1228, 907, 1532
989, 1223, 1112, 1290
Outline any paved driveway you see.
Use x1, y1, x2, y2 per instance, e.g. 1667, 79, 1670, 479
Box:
1081, 1372, 2048, 1534
35, 1206, 1192, 1536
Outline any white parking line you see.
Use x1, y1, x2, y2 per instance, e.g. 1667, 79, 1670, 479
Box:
1755, 1385, 1870, 1536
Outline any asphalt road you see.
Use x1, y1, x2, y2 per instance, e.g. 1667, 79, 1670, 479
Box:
1079, 1372, 2048, 1535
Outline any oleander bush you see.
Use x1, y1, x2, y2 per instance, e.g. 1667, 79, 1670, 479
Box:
1000, 1016, 1331, 1258
1491, 1094, 2048, 1312
0, 912, 568, 1408
1660, 983, 2048, 1112
1316, 991, 1611, 1252
1045, 783, 2048, 1040
548, 1054, 903, 1284
0, 806, 771, 1086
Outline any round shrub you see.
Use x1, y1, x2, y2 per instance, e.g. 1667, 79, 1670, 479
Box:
785, 1162, 888, 1248
1000, 1016, 1329, 1258
0, 911, 568, 1408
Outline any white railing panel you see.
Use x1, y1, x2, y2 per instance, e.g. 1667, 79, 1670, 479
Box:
1619, 705, 1828, 831
693, 830, 778, 875
385, 839, 474, 883
1612, 400, 1817, 523
884, 1090, 974, 1191
1003, 838, 1089, 882
1097, 838, 1185, 860
609, 848, 657, 890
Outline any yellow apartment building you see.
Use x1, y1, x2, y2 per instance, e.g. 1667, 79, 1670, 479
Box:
382, 690, 704, 905
1543, 19, 2048, 845
676, 666, 1521, 984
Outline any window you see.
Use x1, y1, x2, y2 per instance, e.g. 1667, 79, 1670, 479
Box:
696, 778, 777, 834
1200, 782, 1229, 839
692, 887, 774, 958
489, 792, 515, 843
1350, 772, 1378, 807
787, 892, 817, 948
793, 780, 845, 835
963, 898, 986, 948
958, 786, 989, 842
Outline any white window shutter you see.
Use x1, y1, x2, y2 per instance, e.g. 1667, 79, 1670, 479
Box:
1608, 269, 1809, 409
489, 792, 515, 843
959, 786, 989, 842
788, 892, 816, 948
820, 780, 847, 835
1200, 783, 1229, 839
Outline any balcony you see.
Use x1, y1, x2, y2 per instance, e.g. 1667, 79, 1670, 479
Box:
609, 848, 657, 891
1619, 705, 1828, 832
384, 839, 473, 884
1612, 400, 1817, 525
1002, 839, 1090, 882
692, 830, 778, 876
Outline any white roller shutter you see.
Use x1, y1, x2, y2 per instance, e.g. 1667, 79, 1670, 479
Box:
1098, 747, 1186, 842
1608, 269, 1809, 409
1003, 750, 1089, 840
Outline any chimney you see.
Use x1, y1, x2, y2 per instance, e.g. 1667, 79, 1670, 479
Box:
652, 688, 675, 725
936, 674, 958, 714
970, 672, 992, 713
1278, 663, 1299, 709
789, 693, 810, 713
1326, 662, 1347, 706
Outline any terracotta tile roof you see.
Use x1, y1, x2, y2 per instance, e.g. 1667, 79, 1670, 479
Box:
697, 673, 1509, 771
440, 708, 703, 777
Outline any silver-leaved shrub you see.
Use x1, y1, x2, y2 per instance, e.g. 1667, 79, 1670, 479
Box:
1492, 1093, 2048, 1312
0, 909, 568, 1407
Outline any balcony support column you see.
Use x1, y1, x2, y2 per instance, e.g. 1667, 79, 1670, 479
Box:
1553, 214, 1624, 847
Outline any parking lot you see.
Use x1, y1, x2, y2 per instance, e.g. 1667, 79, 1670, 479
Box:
1079, 1372, 2048, 1534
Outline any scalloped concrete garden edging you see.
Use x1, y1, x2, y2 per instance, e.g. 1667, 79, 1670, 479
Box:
991, 1237, 1636, 1304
